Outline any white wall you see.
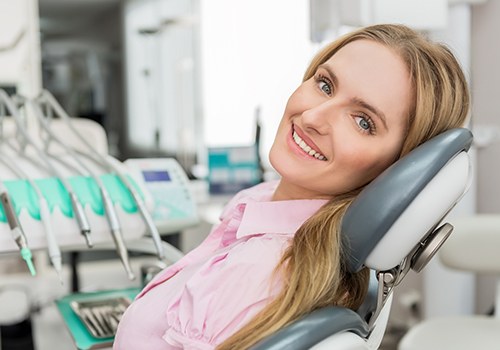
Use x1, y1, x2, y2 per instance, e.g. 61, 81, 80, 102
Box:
199, 0, 314, 168
472, 1, 500, 214
0, 0, 41, 97
423, 4, 476, 319
470, 0, 500, 314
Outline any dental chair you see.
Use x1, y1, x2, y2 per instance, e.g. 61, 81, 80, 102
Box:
250, 127, 473, 350
398, 214, 500, 350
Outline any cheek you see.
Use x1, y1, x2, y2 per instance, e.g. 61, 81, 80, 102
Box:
284, 85, 310, 114
268, 144, 288, 179
344, 129, 406, 179
269, 132, 288, 166
345, 147, 399, 182
274, 94, 300, 135
269, 142, 278, 166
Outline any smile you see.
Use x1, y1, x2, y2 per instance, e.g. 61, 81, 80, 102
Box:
292, 131, 327, 161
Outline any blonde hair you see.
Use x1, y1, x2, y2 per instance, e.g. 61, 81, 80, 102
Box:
218, 24, 470, 350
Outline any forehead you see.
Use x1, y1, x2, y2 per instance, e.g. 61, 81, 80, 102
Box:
324, 40, 413, 127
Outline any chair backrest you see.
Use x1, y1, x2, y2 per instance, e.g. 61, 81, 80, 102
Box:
250, 128, 474, 350
342, 128, 473, 273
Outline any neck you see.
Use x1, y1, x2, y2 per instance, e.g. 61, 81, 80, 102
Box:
271, 180, 331, 201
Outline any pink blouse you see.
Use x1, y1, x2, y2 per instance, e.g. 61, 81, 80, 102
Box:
113, 181, 327, 349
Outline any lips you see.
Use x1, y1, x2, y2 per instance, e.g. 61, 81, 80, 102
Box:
292, 126, 327, 161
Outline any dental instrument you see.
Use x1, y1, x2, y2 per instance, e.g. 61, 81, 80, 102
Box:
0, 154, 63, 283
0, 181, 36, 276
29, 98, 135, 280
0, 89, 93, 247
36, 90, 166, 261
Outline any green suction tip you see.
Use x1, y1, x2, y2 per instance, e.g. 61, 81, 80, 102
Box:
20, 248, 36, 276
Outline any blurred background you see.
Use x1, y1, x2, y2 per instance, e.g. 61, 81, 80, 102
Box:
1, 0, 500, 349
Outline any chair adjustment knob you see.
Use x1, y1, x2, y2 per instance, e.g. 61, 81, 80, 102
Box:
410, 223, 454, 273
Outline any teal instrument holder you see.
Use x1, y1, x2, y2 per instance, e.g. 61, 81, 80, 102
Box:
0, 174, 144, 223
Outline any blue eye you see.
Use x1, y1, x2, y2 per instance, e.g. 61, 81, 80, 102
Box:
354, 115, 376, 134
315, 74, 333, 96
359, 118, 370, 130
319, 81, 332, 95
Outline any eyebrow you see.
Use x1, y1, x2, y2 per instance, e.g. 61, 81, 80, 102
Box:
350, 97, 388, 131
318, 64, 388, 131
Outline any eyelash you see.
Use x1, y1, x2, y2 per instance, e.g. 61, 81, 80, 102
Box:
315, 74, 334, 96
354, 114, 377, 135
314, 71, 377, 135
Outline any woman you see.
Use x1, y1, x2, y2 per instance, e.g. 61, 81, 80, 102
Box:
114, 24, 470, 349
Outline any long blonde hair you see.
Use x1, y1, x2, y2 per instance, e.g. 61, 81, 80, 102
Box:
218, 24, 470, 350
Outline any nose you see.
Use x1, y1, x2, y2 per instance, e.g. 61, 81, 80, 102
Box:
301, 99, 336, 135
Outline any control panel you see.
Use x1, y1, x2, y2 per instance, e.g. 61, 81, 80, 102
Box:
124, 158, 198, 234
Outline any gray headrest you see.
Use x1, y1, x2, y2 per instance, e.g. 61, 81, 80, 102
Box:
342, 128, 473, 273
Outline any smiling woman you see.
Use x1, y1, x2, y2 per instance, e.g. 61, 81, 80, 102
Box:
113, 24, 470, 350
270, 39, 412, 200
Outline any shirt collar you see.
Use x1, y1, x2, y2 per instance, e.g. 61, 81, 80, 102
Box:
236, 199, 328, 239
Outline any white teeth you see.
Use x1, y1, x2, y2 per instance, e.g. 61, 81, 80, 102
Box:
292, 131, 327, 161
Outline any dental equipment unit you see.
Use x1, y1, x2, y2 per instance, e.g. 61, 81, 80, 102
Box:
36, 90, 166, 262
0, 90, 93, 247
28, 98, 135, 280
0, 87, 197, 285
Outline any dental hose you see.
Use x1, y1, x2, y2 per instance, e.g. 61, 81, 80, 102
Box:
39, 91, 165, 261
100, 187, 135, 280
29, 99, 135, 280
0, 90, 93, 247
39, 197, 63, 283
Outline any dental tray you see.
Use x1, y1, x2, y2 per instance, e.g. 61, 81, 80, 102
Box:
70, 297, 131, 339
56, 287, 140, 349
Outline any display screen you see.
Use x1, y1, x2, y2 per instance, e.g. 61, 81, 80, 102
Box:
142, 170, 172, 182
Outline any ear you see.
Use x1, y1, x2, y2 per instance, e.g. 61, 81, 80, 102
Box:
342, 128, 473, 273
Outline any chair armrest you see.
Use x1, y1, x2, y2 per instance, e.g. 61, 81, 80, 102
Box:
440, 214, 500, 273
